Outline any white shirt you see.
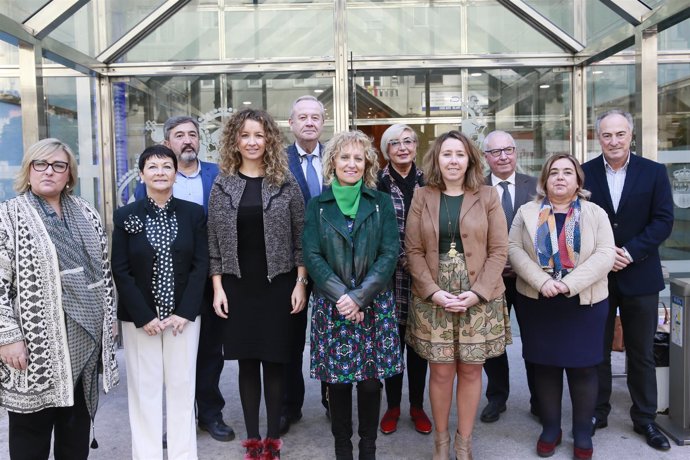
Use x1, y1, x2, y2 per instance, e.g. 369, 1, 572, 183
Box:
297, 143, 323, 190
603, 152, 630, 213
490, 171, 516, 208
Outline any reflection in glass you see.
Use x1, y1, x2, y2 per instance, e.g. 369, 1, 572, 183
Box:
0, 77, 22, 202
0, 0, 50, 23
111, 73, 333, 207
659, 63, 690, 263
354, 67, 571, 177
348, 2, 562, 56
47, 2, 95, 57
523, 0, 575, 37
104, 0, 168, 55
586, 0, 632, 45
659, 18, 690, 51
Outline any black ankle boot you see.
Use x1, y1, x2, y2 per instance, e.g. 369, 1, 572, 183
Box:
328, 383, 354, 460
357, 379, 382, 460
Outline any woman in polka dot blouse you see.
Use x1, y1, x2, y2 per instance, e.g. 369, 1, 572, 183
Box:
112, 144, 209, 460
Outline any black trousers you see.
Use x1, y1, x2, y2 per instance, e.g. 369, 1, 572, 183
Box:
595, 279, 659, 426
196, 286, 226, 424
9, 382, 90, 460
281, 284, 312, 417
483, 277, 537, 408
383, 323, 428, 409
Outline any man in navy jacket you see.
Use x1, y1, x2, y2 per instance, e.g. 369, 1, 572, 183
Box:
582, 110, 674, 451
282, 95, 327, 434
135, 116, 232, 442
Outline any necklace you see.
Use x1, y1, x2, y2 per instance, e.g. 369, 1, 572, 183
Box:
442, 194, 462, 258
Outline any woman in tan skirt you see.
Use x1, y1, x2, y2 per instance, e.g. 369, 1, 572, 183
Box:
405, 130, 511, 460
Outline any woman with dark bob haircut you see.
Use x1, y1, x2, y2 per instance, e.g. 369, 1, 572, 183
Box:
112, 144, 208, 459
509, 153, 615, 460
208, 108, 306, 460
405, 130, 511, 460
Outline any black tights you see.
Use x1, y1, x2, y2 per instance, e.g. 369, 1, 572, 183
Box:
534, 364, 597, 449
238, 359, 284, 439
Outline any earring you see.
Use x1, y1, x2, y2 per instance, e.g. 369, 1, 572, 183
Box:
65, 185, 70, 189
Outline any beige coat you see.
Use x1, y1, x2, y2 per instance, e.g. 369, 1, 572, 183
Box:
508, 199, 615, 305
405, 185, 508, 302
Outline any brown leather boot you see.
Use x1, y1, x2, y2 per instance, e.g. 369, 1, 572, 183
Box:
454, 432, 473, 460
432, 430, 450, 460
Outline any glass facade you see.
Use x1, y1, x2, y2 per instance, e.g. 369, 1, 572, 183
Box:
0, 0, 688, 275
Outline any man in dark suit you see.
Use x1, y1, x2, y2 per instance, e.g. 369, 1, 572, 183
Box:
583, 109, 674, 451
281, 95, 327, 434
135, 116, 233, 442
480, 130, 538, 423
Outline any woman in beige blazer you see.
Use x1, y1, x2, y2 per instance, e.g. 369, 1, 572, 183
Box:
405, 130, 511, 460
509, 154, 615, 460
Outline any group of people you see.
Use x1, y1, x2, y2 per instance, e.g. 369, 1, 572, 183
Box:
0, 103, 674, 460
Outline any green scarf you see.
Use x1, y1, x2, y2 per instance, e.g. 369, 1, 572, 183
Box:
332, 178, 362, 218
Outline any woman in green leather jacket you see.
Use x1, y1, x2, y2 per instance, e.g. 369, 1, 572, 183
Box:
303, 130, 402, 460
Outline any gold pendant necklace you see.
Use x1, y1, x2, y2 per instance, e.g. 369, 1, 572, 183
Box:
443, 194, 461, 258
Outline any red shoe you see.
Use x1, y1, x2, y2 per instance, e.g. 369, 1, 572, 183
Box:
410, 406, 432, 434
536, 431, 562, 458
241, 438, 263, 460
379, 407, 400, 434
261, 438, 283, 460
574, 446, 593, 460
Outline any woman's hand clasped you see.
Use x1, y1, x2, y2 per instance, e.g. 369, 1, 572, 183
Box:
431, 290, 478, 313
0, 340, 28, 370
336, 294, 363, 323
142, 317, 166, 336
540, 279, 570, 298
161, 314, 189, 336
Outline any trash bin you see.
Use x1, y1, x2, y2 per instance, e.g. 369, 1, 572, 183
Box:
656, 278, 690, 445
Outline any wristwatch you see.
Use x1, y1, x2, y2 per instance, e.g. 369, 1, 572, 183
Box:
296, 276, 309, 286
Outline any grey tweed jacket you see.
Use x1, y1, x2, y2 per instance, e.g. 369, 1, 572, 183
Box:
208, 172, 305, 281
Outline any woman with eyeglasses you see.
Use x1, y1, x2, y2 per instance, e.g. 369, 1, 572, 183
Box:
0, 138, 119, 460
405, 131, 511, 460
376, 124, 432, 437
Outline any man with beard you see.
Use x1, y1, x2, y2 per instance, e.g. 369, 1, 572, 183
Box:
135, 116, 233, 443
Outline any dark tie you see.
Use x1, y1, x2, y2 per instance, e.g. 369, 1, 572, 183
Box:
306, 154, 321, 198
499, 181, 513, 229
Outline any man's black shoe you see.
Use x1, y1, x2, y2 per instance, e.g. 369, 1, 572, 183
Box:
480, 401, 506, 423
634, 423, 671, 451
199, 420, 236, 442
279, 411, 303, 435
591, 417, 608, 436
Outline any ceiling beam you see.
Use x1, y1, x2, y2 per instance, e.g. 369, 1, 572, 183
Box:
97, 0, 191, 64
600, 0, 652, 26
497, 0, 584, 53
23, 0, 90, 39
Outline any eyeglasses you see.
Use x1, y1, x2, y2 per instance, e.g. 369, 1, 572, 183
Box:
484, 146, 516, 158
389, 138, 416, 149
31, 160, 69, 173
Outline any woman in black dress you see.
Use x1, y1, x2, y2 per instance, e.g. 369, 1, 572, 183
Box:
207, 108, 306, 460
509, 154, 615, 460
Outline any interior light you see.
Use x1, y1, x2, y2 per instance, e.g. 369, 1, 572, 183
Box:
539, 84, 550, 89
242, 101, 252, 105
314, 89, 324, 94
470, 73, 482, 77
592, 70, 604, 75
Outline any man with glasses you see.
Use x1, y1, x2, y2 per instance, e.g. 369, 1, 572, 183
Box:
135, 116, 234, 443
282, 95, 328, 434
583, 110, 673, 451
480, 130, 537, 423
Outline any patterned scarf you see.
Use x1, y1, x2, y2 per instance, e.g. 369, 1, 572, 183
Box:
534, 197, 581, 280
29, 192, 105, 419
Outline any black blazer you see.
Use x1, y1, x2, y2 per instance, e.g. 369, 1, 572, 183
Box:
112, 197, 209, 327
582, 153, 674, 296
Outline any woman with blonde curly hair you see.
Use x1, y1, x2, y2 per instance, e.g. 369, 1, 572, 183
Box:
303, 130, 402, 460
207, 108, 307, 460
